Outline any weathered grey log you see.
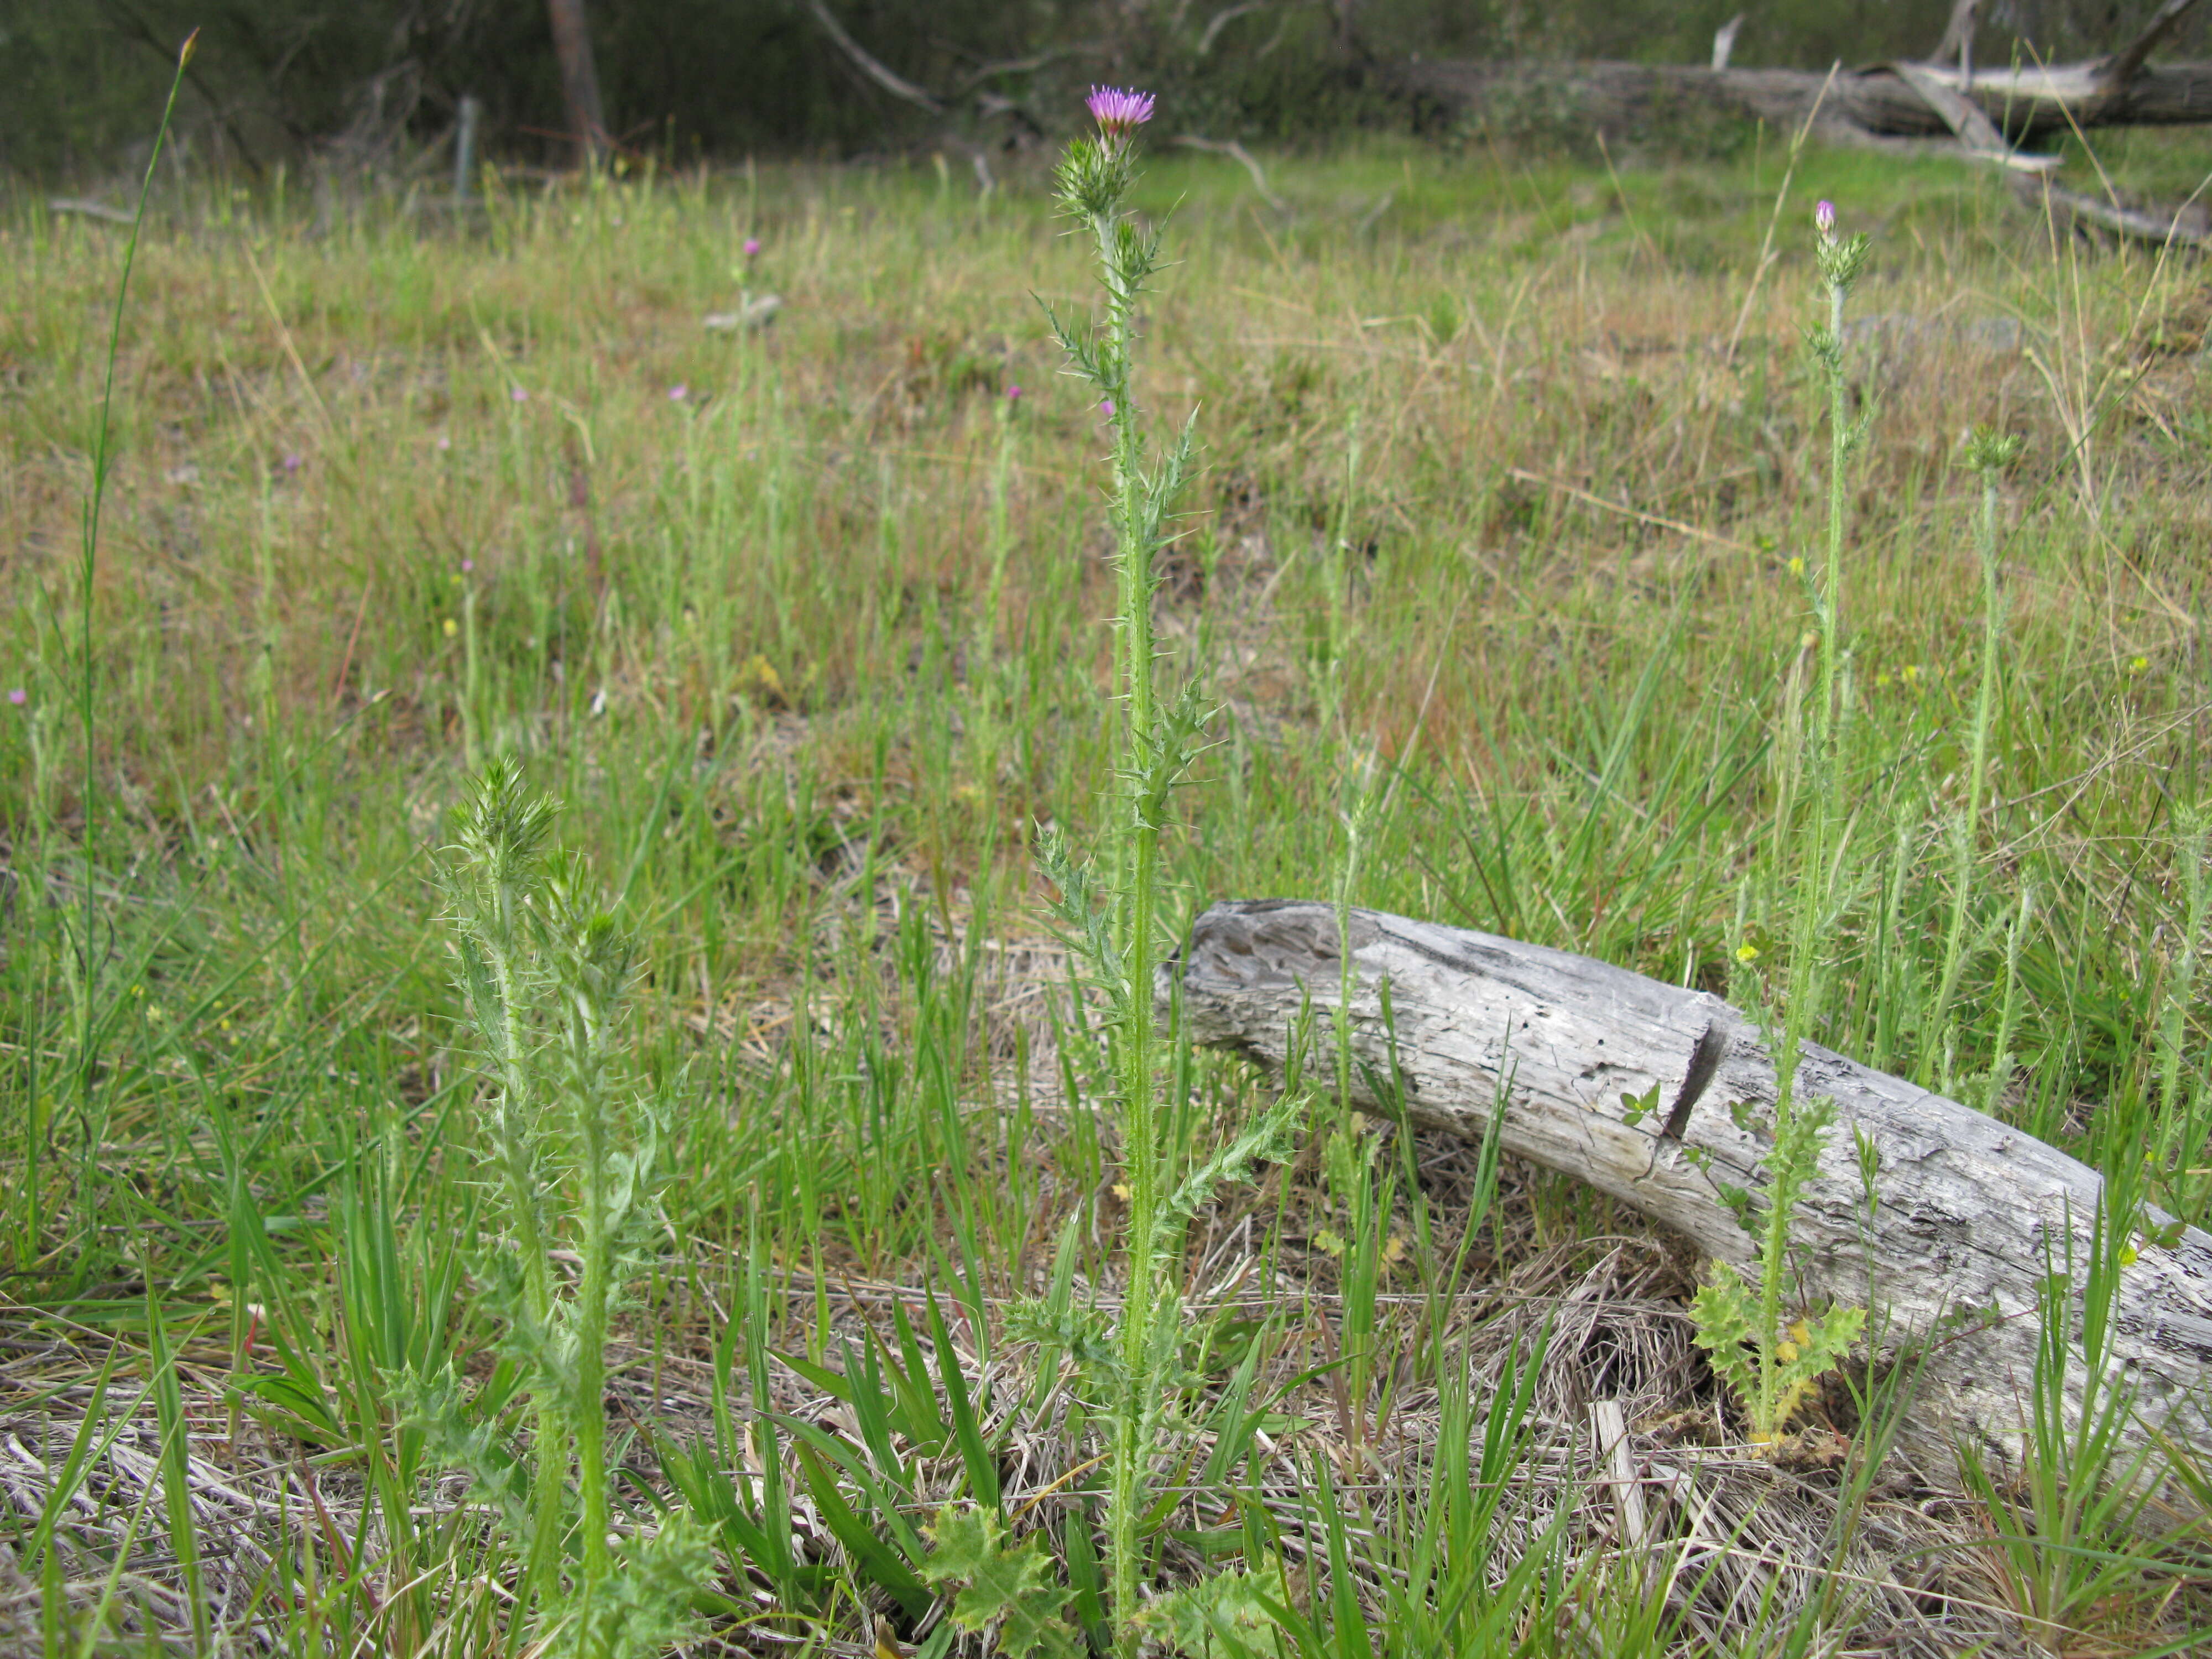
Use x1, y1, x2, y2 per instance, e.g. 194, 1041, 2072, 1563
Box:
1170, 900, 2212, 1469
1394, 57, 2212, 145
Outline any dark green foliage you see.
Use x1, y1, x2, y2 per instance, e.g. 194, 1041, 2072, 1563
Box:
8, 1, 2203, 179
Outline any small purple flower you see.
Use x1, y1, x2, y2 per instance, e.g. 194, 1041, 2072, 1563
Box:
1086, 86, 1155, 136
461, 559, 475, 573
510, 386, 529, 404
281, 452, 302, 474
1815, 200, 1836, 236
7, 688, 25, 707
669, 383, 689, 401
1005, 384, 1022, 401
436, 434, 452, 451
1100, 398, 1116, 418
743, 237, 761, 257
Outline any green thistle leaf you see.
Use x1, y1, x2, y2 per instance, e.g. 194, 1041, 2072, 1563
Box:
917, 1507, 1082, 1659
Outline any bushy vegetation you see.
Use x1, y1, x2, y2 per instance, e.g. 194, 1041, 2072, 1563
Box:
3, 75, 2212, 1654
12, 1, 2208, 178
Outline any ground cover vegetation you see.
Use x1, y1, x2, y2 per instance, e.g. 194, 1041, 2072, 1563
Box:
4, 79, 2212, 1655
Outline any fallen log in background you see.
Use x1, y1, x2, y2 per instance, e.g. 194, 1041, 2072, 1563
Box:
1170, 900, 2212, 1471
1393, 56, 2212, 147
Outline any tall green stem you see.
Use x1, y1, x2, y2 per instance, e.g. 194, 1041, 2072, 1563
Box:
1097, 201, 1161, 1659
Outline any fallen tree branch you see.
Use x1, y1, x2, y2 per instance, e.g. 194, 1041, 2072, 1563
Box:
2103, 0, 2206, 93
805, 0, 944, 113
1887, 60, 2058, 170
1933, 0, 1984, 73
1168, 900, 2212, 1470
1173, 134, 1287, 210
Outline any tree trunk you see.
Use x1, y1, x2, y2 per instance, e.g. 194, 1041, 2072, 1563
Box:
546, 0, 606, 166
1168, 899, 2212, 1473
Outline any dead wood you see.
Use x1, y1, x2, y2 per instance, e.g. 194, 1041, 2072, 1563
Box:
1395, 55, 2212, 146
1168, 899, 2212, 1473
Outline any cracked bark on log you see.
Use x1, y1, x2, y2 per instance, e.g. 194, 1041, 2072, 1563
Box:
1168, 899, 2212, 1471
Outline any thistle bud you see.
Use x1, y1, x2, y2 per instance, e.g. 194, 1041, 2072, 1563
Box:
1961, 427, 2026, 474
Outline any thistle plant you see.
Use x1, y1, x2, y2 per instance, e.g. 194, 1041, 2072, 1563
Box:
1807, 197, 1871, 741
1033, 87, 1301, 1657
405, 758, 707, 1657
1692, 201, 1871, 1449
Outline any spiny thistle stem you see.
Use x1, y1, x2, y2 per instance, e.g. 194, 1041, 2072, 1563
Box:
1749, 201, 1873, 1444
448, 771, 567, 1593
441, 763, 684, 1647
561, 901, 626, 1598
1042, 83, 1180, 1659
1099, 163, 1163, 1659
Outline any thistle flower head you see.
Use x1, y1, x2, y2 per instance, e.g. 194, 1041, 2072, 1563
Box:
1961, 426, 2026, 474
1086, 86, 1155, 137
1055, 134, 1134, 220
742, 237, 760, 258
1813, 197, 1871, 294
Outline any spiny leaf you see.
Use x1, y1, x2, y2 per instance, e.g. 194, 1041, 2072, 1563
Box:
1136, 1554, 1292, 1655
1770, 1304, 1865, 1425
917, 1507, 1081, 1659
1159, 1089, 1306, 1243
1688, 1266, 1762, 1419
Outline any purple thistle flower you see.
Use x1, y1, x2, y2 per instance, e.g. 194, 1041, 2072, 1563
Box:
1814, 200, 1836, 236
1100, 398, 1116, 418
7, 688, 25, 707
281, 451, 302, 474
1005, 384, 1022, 401
461, 559, 475, 573
436, 434, 452, 451
743, 237, 761, 257
1086, 86, 1155, 136
510, 386, 529, 403
669, 383, 689, 401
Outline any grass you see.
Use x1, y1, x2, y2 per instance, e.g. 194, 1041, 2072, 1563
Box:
3, 122, 2212, 1653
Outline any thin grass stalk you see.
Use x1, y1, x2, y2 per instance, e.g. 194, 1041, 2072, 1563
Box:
147, 1280, 209, 1655
2155, 807, 2208, 1208
1932, 432, 2023, 1049
64, 29, 196, 1251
